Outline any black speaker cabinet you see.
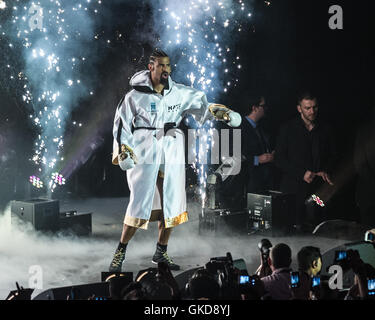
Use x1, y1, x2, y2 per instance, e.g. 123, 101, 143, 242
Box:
199, 208, 249, 236
11, 199, 60, 231
59, 211, 92, 236
247, 191, 295, 236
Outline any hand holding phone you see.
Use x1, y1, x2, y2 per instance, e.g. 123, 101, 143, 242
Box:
290, 272, 300, 288
368, 278, 375, 296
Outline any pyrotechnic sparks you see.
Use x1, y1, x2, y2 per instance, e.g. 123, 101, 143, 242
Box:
155, 0, 253, 206
155, 0, 251, 97
3, 0, 101, 190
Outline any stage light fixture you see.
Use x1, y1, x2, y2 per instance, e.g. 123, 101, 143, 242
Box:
52, 172, 66, 185
29, 175, 44, 189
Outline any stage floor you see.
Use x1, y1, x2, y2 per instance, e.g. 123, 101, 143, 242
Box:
0, 197, 351, 299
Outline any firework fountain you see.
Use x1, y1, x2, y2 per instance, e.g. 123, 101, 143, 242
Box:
1, 0, 253, 202
151, 0, 253, 207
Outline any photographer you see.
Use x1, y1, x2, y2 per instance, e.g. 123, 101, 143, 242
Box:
291, 246, 322, 300
260, 243, 293, 300
256, 239, 273, 278
344, 250, 375, 300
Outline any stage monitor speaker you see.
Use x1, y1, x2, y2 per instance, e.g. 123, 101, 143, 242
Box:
247, 191, 295, 236
320, 241, 375, 289
33, 281, 110, 300
199, 209, 249, 236
11, 199, 60, 231
59, 211, 92, 236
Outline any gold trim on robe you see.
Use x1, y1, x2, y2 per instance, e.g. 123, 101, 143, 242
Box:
124, 211, 188, 230
165, 211, 189, 228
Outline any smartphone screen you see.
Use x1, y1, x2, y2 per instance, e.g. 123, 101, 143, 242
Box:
239, 275, 250, 284
368, 279, 375, 296
290, 272, 300, 288
335, 250, 347, 262
312, 276, 321, 288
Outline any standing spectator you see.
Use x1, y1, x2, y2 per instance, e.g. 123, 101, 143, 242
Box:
275, 91, 337, 232
260, 243, 293, 300
292, 246, 322, 300
240, 95, 275, 194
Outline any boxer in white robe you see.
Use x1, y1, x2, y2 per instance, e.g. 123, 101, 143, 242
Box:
109, 49, 242, 272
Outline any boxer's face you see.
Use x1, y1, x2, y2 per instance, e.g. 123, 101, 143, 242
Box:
148, 57, 171, 86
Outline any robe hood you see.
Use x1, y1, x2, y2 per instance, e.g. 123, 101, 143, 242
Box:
130, 70, 173, 94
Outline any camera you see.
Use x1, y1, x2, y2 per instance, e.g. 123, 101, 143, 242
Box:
238, 274, 257, 286
205, 252, 237, 288
205, 252, 234, 275
290, 272, 300, 288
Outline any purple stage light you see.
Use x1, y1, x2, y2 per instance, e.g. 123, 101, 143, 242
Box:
52, 172, 66, 186
29, 175, 44, 189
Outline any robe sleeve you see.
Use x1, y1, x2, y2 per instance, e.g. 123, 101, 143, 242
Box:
112, 95, 136, 165
180, 86, 214, 126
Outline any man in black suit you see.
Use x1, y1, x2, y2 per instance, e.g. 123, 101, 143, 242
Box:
275, 92, 336, 231
240, 95, 275, 194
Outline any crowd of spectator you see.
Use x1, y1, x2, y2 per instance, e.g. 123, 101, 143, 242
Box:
6, 229, 375, 301
116, 236, 375, 301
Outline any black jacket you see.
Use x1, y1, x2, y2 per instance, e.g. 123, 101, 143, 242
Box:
275, 117, 337, 195
240, 117, 274, 193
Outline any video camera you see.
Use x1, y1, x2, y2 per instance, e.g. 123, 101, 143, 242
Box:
205, 252, 237, 287
205, 253, 262, 298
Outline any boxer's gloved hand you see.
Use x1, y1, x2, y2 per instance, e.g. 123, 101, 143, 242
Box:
226, 110, 242, 127
209, 104, 242, 128
118, 144, 137, 171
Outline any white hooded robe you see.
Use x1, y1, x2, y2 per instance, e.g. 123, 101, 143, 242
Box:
112, 70, 212, 229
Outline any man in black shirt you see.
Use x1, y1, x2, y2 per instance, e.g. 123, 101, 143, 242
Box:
275, 92, 336, 231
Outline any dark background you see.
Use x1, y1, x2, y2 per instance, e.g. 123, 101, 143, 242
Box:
1, 0, 374, 222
